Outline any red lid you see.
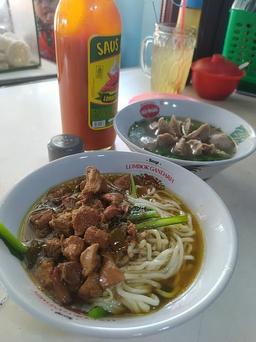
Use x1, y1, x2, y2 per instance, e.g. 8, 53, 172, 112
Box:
192, 54, 244, 79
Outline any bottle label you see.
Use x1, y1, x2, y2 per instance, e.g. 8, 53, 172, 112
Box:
88, 35, 121, 130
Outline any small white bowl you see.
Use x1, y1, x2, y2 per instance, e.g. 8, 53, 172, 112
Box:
0, 151, 237, 338
114, 98, 256, 179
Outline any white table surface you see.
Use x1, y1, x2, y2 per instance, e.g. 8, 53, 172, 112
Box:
0, 68, 256, 342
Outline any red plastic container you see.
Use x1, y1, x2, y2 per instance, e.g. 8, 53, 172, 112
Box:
191, 54, 245, 100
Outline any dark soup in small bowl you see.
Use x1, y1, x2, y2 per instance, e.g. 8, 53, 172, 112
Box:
128, 115, 236, 162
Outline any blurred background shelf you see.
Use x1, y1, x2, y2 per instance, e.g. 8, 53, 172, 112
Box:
0, 58, 57, 86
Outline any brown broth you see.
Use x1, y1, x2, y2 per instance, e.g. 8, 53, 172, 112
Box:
128, 117, 236, 161
151, 193, 204, 311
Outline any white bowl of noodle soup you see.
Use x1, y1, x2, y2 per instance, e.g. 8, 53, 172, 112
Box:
114, 98, 256, 180
0, 151, 237, 338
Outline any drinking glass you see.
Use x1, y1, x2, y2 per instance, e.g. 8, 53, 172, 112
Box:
141, 23, 196, 94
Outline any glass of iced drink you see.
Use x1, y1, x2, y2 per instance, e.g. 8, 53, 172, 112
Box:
141, 24, 196, 94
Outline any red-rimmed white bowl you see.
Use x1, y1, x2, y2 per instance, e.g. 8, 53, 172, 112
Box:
0, 151, 237, 337
114, 98, 256, 180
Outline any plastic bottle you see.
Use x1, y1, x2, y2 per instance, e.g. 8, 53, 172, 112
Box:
54, 0, 121, 150
177, 0, 203, 34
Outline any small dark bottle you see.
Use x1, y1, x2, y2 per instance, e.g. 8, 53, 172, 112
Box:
47, 134, 84, 161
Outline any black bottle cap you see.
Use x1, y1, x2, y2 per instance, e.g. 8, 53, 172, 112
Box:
47, 134, 84, 161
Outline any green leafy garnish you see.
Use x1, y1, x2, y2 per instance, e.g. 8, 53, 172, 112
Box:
128, 209, 160, 222
87, 306, 109, 319
130, 174, 137, 198
0, 222, 27, 260
136, 215, 188, 230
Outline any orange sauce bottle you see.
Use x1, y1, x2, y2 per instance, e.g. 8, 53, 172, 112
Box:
54, 0, 121, 150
